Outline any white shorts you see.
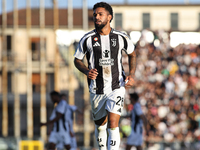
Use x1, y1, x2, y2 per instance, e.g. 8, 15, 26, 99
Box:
127, 126, 143, 146
55, 135, 77, 150
90, 86, 125, 121
48, 131, 71, 148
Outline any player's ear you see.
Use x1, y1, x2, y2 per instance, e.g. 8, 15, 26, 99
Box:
108, 14, 112, 22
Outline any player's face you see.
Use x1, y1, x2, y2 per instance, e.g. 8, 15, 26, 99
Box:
51, 95, 58, 103
93, 7, 112, 30
130, 98, 136, 105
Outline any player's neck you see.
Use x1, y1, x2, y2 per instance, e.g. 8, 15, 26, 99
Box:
96, 26, 111, 35
57, 99, 61, 103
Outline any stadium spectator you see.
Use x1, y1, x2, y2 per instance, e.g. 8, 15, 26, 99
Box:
120, 29, 200, 149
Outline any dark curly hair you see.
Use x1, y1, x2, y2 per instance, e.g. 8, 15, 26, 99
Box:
130, 93, 139, 101
93, 2, 113, 22
50, 91, 60, 97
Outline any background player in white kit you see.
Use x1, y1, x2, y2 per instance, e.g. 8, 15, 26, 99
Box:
74, 2, 136, 150
40, 91, 71, 150
60, 93, 83, 150
126, 93, 147, 150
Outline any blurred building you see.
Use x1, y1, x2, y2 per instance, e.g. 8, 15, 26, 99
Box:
111, 4, 200, 31
0, 1, 200, 149
0, 7, 92, 141
0, 8, 94, 95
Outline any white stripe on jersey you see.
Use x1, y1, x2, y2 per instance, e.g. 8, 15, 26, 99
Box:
101, 35, 112, 93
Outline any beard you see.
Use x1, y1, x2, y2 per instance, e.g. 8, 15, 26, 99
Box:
94, 20, 107, 30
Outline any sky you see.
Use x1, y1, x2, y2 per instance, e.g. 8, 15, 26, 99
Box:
0, 0, 200, 13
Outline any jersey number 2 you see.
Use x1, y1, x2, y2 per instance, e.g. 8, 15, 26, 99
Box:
116, 96, 124, 107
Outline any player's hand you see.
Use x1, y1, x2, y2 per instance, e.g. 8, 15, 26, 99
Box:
125, 75, 134, 87
70, 131, 75, 137
87, 69, 98, 80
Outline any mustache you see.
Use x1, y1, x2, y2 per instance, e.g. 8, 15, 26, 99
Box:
95, 19, 101, 22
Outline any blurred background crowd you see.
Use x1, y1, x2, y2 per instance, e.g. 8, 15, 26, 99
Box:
119, 29, 200, 150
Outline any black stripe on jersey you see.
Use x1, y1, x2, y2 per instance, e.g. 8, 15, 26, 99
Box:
110, 33, 120, 91
121, 35, 128, 50
92, 34, 104, 94
55, 111, 67, 132
56, 120, 59, 132
62, 114, 67, 131
83, 37, 89, 54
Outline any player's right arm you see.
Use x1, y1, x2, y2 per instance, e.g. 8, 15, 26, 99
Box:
40, 112, 63, 126
74, 58, 89, 76
74, 32, 99, 80
74, 58, 98, 79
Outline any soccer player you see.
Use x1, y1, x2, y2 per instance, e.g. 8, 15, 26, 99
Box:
126, 93, 147, 150
40, 91, 71, 150
74, 2, 136, 150
60, 93, 82, 150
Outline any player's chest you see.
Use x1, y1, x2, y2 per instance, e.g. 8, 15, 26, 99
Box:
88, 34, 121, 57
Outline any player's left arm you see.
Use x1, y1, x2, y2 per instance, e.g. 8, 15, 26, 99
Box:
76, 108, 83, 114
47, 123, 53, 135
125, 50, 136, 87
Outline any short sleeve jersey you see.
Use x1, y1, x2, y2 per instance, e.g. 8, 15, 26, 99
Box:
74, 28, 135, 94
49, 100, 69, 133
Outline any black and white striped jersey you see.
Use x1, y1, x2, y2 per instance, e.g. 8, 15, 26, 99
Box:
49, 100, 69, 132
74, 28, 135, 94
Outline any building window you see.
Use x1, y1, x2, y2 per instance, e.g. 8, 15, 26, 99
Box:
7, 35, 12, 61
142, 13, 150, 29
46, 73, 54, 93
171, 13, 178, 30
31, 38, 40, 61
8, 72, 12, 93
32, 73, 53, 93
32, 73, 45, 93
7, 35, 12, 51
115, 13, 123, 30
31, 38, 46, 61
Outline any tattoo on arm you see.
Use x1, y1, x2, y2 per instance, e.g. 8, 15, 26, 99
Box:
128, 51, 137, 77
